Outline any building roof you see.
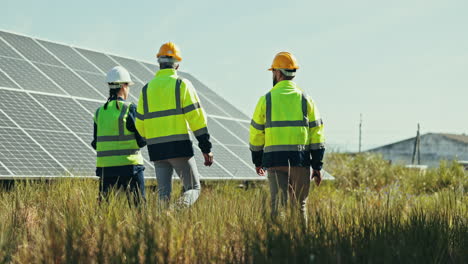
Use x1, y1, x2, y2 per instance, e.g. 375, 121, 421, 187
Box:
368, 133, 468, 151
440, 133, 468, 144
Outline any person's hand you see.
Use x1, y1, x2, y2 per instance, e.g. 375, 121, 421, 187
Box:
256, 167, 266, 176
203, 152, 214, 166
311, 169, 322, 186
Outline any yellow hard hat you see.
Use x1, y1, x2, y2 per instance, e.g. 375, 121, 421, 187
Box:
268, 52, 299, 71
156, 42, 182, 62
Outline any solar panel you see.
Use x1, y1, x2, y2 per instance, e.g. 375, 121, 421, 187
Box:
227, 146, 252, 165
0, 89, 66, 131
208, 117, 245, 146
37, 40, 100, 72
129, 82, 145, 102
0, 163, 12, 176
0, 31, 62, 66
141, 62, 159, 74
213, 118, 249, 145
199, 93, 231, 116
209, 142, 255, 178
193, 152, 232, 179
1, 57, 66, 94
240, 121, 250, 130
34, 63, 105, 99
0, 110, 16, 128
109, 55, 154, 82
28, 130, 95, 176
0, 69, 19, 89
76, 99, 103, 116
0, 127, 65, 176
75, 133, 93, 148
34, 94, 93, 134
74, 48, 118, 73
74, 71, 108, 98
0, 38, 22, 58
0, 30, 268, 181
179, 72, 249, 119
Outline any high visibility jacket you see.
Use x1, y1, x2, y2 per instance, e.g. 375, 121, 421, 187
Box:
135, 69, 211, 161
95, 100, 144, 167
249, 80, 325, 169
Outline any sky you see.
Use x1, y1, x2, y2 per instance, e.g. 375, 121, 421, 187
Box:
2, 0, 467, 151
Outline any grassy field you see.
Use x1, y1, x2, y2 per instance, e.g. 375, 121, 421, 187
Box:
0, 154, 467, 263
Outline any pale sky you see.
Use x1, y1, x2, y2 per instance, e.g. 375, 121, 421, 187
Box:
2, 0, 467, 151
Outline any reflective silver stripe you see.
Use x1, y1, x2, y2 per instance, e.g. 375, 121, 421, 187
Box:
310, 143, 325, 150
269, 120, 308, 127
136, 111, 144, 120
182, 102, 201, 113
140, 78, 185, 120
118, 103, 128, 136
146, 134, 191, 145
193, 127, 208, 137
264, 144, 310, 153
249, 144, 264, 151
265, 92, 308, 128
97, 149, 140, 157
250, 120, 265, 130
309, 118, 323, 128
144, 108, 183, 119
265, 92, 272, 127
97, 135, 136, 142
175, 78, 182, 109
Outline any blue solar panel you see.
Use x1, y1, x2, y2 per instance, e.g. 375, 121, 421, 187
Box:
35, 63, 105, 99
0, 38, 22, 59
0, 69, 19, 89
0, 89, 67, 131
75, 48, 118, 73
1, 57, 65, 94
0, 127, 65, 176
35, 94, 94, 134
37, 40, 100, 73
0, 31, 62, 66
28, 130, 95, 176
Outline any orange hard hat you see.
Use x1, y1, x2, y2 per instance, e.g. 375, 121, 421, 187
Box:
268, 52, 299, 71
156, 42, 182, 62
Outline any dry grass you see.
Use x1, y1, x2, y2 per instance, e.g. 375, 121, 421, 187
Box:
0, 153, 467, 263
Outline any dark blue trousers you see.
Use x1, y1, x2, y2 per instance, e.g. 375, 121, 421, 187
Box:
96, 165, 146, 206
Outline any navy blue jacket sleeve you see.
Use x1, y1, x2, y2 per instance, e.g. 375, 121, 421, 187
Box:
251, 150, 263, 167
196, 134, 212, 154
126, 103, 147, 148
310, 148, 325, 171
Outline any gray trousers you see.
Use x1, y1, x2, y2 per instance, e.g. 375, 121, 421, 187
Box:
154, 157, 201, 207
267, 166, 311, 222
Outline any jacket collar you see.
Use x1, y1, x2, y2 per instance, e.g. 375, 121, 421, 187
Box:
155, 68, 177, 77
270, 80, 301, 92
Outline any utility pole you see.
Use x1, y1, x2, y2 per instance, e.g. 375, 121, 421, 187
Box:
411, 123, 421, 165
358, 113, 362, 153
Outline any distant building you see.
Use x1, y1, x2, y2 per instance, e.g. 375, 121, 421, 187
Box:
367, 133, 468, 167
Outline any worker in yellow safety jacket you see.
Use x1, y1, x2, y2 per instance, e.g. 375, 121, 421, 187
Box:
92, 66, 147, 206
136, 42, 214, 207
249, 52, 325, 222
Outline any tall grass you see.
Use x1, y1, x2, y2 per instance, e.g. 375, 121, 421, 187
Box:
0, 153, 467, 263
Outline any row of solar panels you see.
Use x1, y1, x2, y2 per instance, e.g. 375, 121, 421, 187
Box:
0, 30, 257, 179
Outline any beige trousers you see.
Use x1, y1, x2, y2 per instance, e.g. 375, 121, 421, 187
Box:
267, 166, 311, 222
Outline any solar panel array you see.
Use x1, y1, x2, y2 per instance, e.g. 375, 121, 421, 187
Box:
0, 30, 256, 180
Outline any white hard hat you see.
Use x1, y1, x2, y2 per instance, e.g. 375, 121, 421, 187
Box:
106, 66, 134, 86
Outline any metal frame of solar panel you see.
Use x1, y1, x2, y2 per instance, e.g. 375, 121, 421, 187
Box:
0, 29, 258, 180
